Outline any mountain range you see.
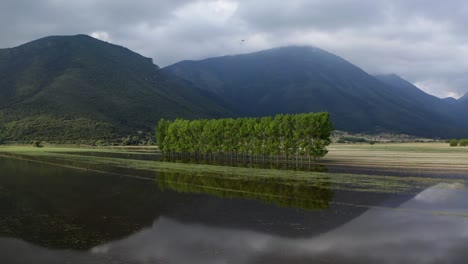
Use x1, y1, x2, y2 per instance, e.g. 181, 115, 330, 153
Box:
165, 46, 468, 137
0, 35, 467, 142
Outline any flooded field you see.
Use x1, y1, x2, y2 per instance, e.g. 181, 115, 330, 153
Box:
0, 144, 468, 263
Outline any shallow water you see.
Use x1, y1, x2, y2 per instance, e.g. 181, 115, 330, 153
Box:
0, 156, 467, 263
64, 150, 468, 179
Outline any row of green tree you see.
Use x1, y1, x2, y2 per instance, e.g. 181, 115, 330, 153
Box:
449, 139, 468, 147
156, 112, 333, 160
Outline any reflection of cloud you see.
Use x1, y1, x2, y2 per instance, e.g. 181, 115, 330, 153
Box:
91, 218, 274, 264
90, 183, 468, 263
0, 237, 109, 264
2, 183, 468, 263
300, 182, 468, 263
414, 182, 465, 203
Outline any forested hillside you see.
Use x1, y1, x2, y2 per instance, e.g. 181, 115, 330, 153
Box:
0, 35, 230, 143
165, 46, 468, 138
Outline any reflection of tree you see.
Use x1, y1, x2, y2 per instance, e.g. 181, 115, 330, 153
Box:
157, 172, 334, 210
162, 155, 329, 172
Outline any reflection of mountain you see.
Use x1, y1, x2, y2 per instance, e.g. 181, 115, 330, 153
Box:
2, 183, 467, 264
0, 237, 109, 264
0, 156, 407, 254
157, 172, 334, 210
0, 157, 165, 249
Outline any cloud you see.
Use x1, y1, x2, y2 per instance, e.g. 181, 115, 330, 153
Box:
90, 31, 112, 42
1, 0, 468, 98
414, 80, 463, 99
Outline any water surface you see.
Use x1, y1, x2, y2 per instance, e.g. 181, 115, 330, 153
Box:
0, 156, 467, 263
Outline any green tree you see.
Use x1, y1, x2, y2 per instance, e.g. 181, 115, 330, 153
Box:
32, 140, 43, 148
156, 112, 333, 162
459, 139, 468, 147
156, 119, 170, 151
449, 139, 459, 147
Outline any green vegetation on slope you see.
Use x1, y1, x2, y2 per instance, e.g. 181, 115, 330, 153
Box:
337, 136, 367, 143
0, 115, 119, 143
0, 35, 231, 143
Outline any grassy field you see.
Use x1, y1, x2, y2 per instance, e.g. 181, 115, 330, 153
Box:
324, 143, 468, 172
0, 143, 467, 195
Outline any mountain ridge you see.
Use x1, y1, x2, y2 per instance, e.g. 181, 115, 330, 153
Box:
459, 92, 468, 103
1, 36, 467, 141
0, 34, 231, 143
165, 46, 468, 138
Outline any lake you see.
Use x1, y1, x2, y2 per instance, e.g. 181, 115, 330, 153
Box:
1, 152, 468, 264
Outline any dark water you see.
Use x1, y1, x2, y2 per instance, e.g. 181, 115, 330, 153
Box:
0, 156, 467, 263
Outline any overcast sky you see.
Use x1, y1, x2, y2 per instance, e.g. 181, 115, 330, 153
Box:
1, 0, 468, 98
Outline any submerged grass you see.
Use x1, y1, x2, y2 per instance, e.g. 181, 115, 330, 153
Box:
1, 145, 467, 194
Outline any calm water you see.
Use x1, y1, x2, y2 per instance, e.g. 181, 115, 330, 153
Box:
1, 156, 468, 263
66, 150, 467, 179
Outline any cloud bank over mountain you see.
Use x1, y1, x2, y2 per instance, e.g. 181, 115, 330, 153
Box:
2, 0, 468, 98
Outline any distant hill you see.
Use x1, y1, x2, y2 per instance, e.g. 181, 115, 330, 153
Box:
374, 74, 444, 106
165, 46, 468, 138
0, 35, 230, 143
373, 74, 462, 120
459, 93, 468, 113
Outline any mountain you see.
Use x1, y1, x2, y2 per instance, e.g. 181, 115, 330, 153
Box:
0, 35, 230, 142
443, 97, 458, 104
459, 93, 468, 113
1, 38, 466, 142
459, 93, 468, 103
375, 74, 468, 130
374, 74, 442, 106
374, 74, 461, 118
164, 46, 467, 138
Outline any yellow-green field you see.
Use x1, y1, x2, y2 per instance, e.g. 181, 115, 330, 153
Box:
324, 143, 468, 172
